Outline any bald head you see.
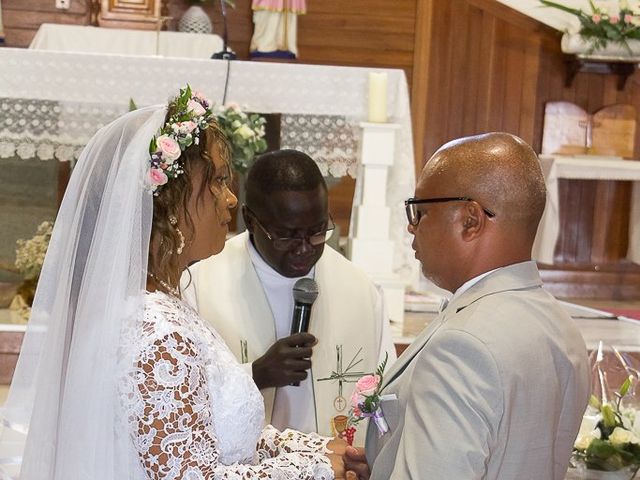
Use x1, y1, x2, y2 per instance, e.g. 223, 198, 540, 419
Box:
410, 133, 546, 291
425, 132, 546, 238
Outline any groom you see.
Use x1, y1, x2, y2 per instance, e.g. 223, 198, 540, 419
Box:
345, 133, 590, 479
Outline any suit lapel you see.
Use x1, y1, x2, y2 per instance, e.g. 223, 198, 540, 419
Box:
382, 262, 543, 390
382, 310, 447, 389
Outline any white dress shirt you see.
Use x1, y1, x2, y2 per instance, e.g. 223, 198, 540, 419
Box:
246, 240, 318, 433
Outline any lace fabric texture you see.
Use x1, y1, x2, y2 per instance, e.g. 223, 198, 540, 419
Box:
121, 291, 333, 479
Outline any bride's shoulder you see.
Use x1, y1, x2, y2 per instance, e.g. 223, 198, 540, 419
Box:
141, 290, 202, 336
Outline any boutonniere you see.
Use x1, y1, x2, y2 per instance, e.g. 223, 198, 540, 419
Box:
344, 353, 389, 444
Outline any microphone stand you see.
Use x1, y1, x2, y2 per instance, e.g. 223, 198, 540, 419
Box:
211, 0, 236, 60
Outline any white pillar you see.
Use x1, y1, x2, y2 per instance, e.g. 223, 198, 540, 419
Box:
347, 122, 406, 325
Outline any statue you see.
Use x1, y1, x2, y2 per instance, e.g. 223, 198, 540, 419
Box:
250, 0, 306, 59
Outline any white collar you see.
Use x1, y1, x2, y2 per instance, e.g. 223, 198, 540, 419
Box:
451, 267, 499, 302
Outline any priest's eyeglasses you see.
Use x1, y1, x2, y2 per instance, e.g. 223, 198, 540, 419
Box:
405, 197, 496, 226
247, 208, 336, 250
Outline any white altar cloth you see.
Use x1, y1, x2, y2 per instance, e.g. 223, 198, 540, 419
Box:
532, 155, 640, 265
0, 47, 417, 281
30, 23, 224, 59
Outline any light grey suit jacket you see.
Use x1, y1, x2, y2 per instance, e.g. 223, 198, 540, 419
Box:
366, 261, 590, 479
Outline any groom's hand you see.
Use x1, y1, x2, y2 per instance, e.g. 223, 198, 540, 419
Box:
344, 445, 370, 480
252, 333, 316, 389
327, 437, 347, 479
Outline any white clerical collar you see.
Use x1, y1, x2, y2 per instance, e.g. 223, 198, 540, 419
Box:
246, 235, 315, 283
450, 267, 498, 302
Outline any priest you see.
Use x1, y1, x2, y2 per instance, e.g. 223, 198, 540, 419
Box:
182, 149, 396, 445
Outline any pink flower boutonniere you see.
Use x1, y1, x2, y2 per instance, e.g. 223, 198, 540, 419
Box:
345, 353, 390, 444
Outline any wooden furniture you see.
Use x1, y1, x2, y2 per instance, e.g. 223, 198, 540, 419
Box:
564, 55, 638, 91
98, 0, 168, 30
29, 23, 223, 58
537, 102, 640, 300
541, 102, 636, 158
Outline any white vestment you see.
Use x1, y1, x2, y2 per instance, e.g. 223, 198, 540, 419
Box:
182, 231, 396, 445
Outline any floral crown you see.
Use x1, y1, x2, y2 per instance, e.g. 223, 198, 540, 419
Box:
147, 85, 215, 194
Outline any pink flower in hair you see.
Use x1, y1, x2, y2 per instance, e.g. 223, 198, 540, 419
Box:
174, 121, 197, 135
187, 99, 207, 116
192, 90, 210, 106
148, 168, 168, 187
155, 135, 181, 163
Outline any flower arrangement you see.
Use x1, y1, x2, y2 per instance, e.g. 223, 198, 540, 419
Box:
344, 353, 390, 445
214, 103, 268, 174
15, 221, 53, 281
147, 85, 215, 193
10, 220, 54, 313
540, 0, 640, 54
572, 377, 640, 472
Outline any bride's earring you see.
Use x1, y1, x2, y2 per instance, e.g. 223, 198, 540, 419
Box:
175, 228, 185, 255
167, 215, 184, 255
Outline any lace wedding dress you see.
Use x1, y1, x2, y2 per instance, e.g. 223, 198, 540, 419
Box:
119, 290, 334, 479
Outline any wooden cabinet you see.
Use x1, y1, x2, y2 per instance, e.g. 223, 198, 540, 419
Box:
99, 0, 168, 30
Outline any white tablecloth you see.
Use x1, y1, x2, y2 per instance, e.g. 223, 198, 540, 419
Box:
29, 23, 224, 59
532, 155, 640, 265
0, 47, 417, 281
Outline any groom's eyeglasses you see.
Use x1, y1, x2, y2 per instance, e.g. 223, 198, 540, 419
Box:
405, 197, 496, 226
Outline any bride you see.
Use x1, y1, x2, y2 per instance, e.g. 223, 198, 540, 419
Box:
0, 87, 344, 479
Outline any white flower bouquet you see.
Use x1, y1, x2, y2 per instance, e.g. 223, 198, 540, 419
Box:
214, 103, 268, 174
571, 343, 640, 475
540, 0, 640, 54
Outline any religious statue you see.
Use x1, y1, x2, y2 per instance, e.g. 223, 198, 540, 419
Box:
250, 0, 306, 59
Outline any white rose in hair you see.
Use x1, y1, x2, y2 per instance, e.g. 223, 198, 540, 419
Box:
187, 99, 207, 116
156, 135, 181, 163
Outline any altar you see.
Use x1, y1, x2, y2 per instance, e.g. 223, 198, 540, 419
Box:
0, 47, 417, 285
29, 23, 224, 59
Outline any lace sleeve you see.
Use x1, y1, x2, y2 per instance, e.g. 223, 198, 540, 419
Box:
258, 425, 332, 456
131, 330, 334, 479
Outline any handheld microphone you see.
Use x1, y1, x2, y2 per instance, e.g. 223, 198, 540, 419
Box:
290, 278, 319, 335
289, 278, 318, 386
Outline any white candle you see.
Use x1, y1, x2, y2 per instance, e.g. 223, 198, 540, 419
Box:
368, 72, 388, 123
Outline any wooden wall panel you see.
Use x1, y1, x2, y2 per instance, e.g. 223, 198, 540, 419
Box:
2, 0, 90, 47
416, 0, 639, 298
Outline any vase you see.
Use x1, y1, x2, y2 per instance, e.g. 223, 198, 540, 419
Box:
566, 464, 640, 480
561, 33, 640, 60
178, 5, 212, 35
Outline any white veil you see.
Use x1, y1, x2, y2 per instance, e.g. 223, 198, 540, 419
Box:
0, 105, 167, 479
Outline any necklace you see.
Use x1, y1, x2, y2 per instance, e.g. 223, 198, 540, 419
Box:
147, 272, 180, 297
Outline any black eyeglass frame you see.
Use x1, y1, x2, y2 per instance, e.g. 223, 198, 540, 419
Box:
404, 196, 496, 226
245, 206, 336, 251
